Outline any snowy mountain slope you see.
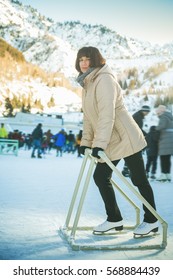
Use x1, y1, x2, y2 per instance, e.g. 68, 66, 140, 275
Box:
0, 0, 77, 75
1, 41, 173, 119
0, 0, 173, 76
23, 34, 77, 76
49, 21, 163, 59
0, 0, 173, 118
0, 77, 82, 117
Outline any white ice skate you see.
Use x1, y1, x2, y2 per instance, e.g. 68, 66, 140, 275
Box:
93, 220, 123, 234
156, 173, 168, 182
133, 221, 159, 237
166, 173, 171, 182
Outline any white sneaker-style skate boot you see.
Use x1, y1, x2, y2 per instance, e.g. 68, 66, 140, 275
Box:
157, 173, 167, 182
93, 220, 123, 233
133, 221, 159, 236
166, 173, 171, 182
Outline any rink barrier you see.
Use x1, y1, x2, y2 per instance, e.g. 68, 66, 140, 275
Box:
59, 149, 168, 251
0, 139, 19, 156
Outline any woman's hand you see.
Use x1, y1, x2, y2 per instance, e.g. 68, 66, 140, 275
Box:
79, 146, 91, 155
92, 147, 104, 159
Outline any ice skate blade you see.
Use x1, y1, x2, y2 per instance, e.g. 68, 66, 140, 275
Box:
93, 225, 123, 235
133, 227, 159, 238
157, 179, 168, 182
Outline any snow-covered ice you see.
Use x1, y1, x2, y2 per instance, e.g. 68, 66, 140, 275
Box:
0, 149, 173, 260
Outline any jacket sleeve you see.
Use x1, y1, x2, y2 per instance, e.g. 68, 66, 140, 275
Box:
92, 74, 118, 149
156, 115, 168, 131
80, 113, 94, 147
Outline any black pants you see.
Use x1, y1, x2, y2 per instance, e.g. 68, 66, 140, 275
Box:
146, 155, 158, 174
93, 151, 157, 223
160, 155, 171, 173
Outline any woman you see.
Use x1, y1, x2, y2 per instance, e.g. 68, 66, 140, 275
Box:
155, 105, 173, 182
75, 46, 158, 236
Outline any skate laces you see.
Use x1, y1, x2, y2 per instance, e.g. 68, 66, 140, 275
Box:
97, 221, 107, 228
138, 222, 147, 229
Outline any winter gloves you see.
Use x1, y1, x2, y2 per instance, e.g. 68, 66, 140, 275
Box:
80, 146, 104, 159
92, 147, 103, 159
79, 146, 90, 155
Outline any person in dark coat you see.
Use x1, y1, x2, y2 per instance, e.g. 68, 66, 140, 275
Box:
67, 130, 75, 153
132, 105, 151, 137
75, 129, 83, 157
155, 105, 173, 182
122, 105, 151, 177
145, 126, 159, 179
31, 123, 43, 158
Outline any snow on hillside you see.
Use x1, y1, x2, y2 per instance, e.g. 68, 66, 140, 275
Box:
0, 77, 82, 118
23, 35, 77, 76
0, 0, 173, 119
0, 0, 173, 125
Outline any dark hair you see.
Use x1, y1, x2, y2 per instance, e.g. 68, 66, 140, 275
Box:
75, 46, 106, 73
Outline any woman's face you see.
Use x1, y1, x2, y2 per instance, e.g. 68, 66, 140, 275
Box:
79, 56, 91, 73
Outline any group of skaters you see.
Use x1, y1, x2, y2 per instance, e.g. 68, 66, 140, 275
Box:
0, 123, 26, 149
29, 124, 83, 158
0, 122, 83, 158
29, 125, 83, 159
121, 104, 173, 182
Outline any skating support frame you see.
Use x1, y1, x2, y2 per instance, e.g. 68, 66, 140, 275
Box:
59, 150, 168, 251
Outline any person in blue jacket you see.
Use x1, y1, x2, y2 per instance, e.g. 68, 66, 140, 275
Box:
52, 129, 66, 157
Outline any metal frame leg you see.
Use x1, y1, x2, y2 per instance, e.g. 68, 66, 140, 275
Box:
98, 151, 168, 248
63, 151, 90, 229
60, 151, 168, 250
70, 156, 95, 238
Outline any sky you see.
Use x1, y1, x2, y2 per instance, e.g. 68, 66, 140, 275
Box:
19, 0, 173, 45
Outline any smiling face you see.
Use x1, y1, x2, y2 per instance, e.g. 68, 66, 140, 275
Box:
79, 57, 91, 73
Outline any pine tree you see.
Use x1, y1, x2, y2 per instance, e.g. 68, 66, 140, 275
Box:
4, 98, 14, 117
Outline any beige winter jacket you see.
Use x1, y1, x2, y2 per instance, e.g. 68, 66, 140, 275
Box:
80, 65, 147, 162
